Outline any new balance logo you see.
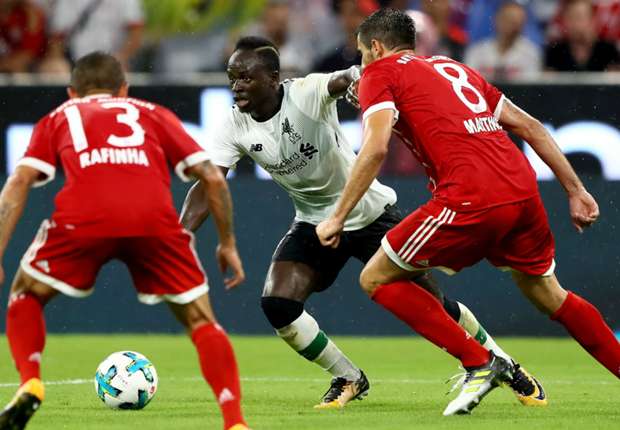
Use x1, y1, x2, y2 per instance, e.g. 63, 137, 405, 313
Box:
300, 143, 318, 159
218, 388, 236, 404
250, 144, 263, 152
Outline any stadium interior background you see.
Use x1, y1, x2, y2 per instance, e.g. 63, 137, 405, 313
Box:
0, 0, 618, 337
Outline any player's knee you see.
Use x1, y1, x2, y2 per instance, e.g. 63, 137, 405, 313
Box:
359, 267, 380, 295
261, 296, 304, 329
8, 270, 56, 307
185, 310, 213, 331
175, 296, 217, 331
513, 272, 567, 315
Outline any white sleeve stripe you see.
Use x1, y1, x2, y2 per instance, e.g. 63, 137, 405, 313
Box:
362, 101, 399, 122
174, 151, 211, 182
493, 95, 506, 120
16, 157, 56, 188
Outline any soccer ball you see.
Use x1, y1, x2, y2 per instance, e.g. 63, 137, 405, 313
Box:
94, 351, 158, 410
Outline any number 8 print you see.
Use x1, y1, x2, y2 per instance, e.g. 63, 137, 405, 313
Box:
433, 63, 488, 114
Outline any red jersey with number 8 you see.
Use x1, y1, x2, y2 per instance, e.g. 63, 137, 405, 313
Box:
18, 94, 209, 237
359, 54, 538, 211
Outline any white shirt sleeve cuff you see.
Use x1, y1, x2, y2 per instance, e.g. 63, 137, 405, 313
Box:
362, 101, 400, 123
16, 157, 56, 188
174, 151, 210, 182
493, 95, 506, 119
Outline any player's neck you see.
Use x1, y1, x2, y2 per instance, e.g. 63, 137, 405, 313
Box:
250, 85, 284, 123
83, 89, 116, 97
391, 47, 415, 56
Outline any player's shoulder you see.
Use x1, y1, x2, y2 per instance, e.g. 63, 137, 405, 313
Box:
287, 72, 336, 96
221, 104, 250, 139
288, 73, 330, 87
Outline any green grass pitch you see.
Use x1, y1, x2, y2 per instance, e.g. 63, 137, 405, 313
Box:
0, 335, 618, 429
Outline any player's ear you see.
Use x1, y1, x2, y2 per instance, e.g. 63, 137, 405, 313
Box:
67, 87, 79, 99
370, 39, 383, 58
117, 83, 129, 97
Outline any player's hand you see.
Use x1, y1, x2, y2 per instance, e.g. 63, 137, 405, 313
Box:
316, 217, 344, 248
215, 243, 245, 289
345, 79, 360, 110
568, 188, 599, 233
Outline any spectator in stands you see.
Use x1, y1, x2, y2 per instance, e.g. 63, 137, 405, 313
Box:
547, 0, 620, 50
143, 0, 265, 74
546, 0, 620, 71
467, 0, 544, 47
407, 10, 440, 55
0, 0, 46, 73
592, 0, 620, 48
465, 1, 542, 80
38, 0, 144, 73
314, 0, 375, 72
420, 0, 468, 61
235, 0, 317, 74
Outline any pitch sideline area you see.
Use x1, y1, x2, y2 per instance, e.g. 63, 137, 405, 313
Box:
0, 335, 617, 429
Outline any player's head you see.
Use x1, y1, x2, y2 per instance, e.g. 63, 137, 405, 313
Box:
356, 8, 416, 68
68, 52, 128, 98
227, 36, 280, 113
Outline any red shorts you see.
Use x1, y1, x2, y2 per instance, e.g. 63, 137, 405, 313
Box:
21, 220, 208, 304
382, 196, 555, 276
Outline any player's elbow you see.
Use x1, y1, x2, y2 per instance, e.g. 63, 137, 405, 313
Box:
6, 168, 38, 190
515, 116, 545, 143
202, 171, 228, 192
365, 143, 389, 163
197, 163, 227, 191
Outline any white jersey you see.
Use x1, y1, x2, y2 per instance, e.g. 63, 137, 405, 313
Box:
208, 73, 397, 231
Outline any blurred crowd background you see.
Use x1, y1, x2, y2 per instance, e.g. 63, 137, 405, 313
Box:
1, 0, 619, 80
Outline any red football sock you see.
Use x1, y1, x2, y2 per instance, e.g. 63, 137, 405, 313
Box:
551, 291, 620, 379
372, 281, 490, 368
191, 322, 245, 430
6, 293, 46, 384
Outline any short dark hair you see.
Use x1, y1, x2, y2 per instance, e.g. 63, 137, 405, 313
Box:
234, 36, 280, 73
70, 52, 125, 96
357, 8, 416, 51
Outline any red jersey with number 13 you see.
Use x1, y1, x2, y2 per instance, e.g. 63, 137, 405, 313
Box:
359, 53, 538, 211
18, 94, 209, 237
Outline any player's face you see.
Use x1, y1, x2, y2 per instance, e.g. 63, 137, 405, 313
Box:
357, 35, 377, 69
227, 50, 278, 113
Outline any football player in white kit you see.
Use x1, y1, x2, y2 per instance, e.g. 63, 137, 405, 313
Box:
181, 36, 546, 409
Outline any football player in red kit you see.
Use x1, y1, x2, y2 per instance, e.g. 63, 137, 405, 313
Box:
0, 52, 250, 430
317, 9, 619, 415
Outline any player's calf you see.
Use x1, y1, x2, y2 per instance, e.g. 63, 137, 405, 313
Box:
262, 297, 361, 381
169, 295, 248, 429
515, 272, 620, 379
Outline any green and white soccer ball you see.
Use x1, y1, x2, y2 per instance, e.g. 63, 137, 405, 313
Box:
94, 351, 158, 410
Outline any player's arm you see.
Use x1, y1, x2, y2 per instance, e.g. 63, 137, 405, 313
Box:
186, 161, 244, 288
327, 66, 361, 98
316, 109, 394, 247
180, 166, 229, 232
498, 99, 599, 232
0, 166, 40, 284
